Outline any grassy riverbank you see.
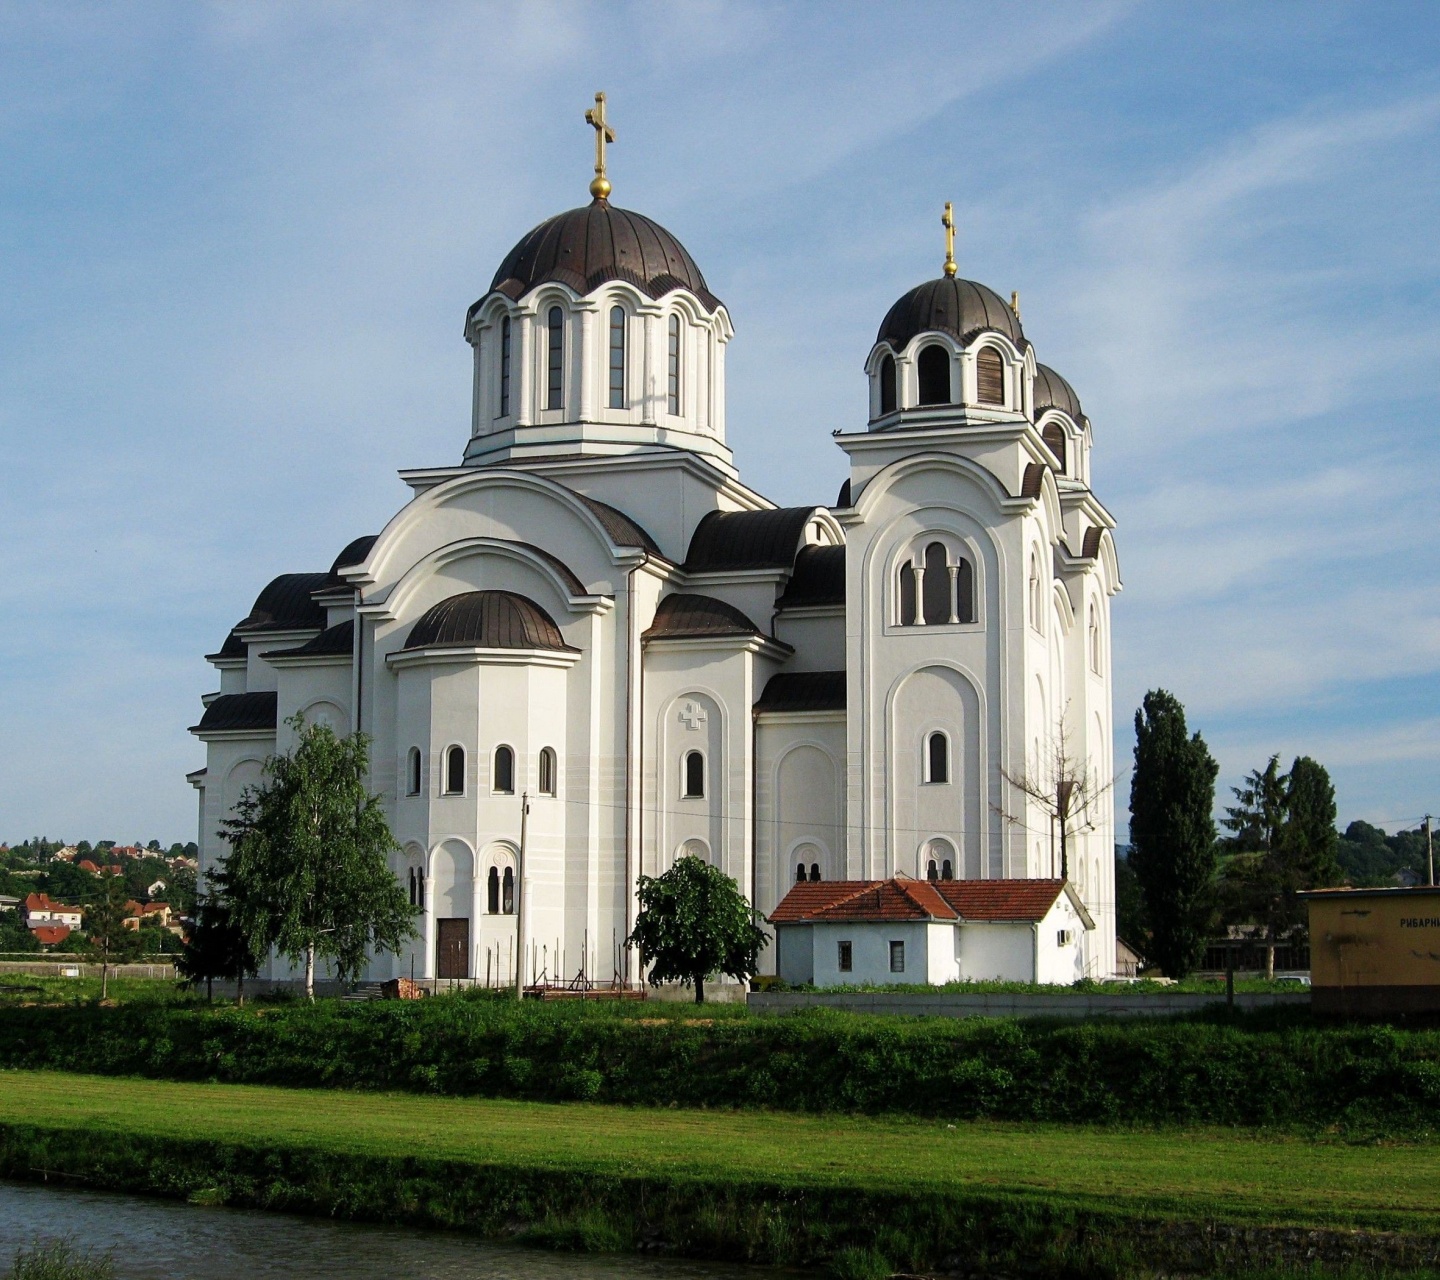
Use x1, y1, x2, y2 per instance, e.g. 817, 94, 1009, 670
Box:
5, 1068, 1440, 1277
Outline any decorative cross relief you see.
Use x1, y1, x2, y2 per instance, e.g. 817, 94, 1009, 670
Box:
678, 701, 707, 731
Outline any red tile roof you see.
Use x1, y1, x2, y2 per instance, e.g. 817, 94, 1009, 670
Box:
30, 925, 72, 946
770, 877, 1069, 925
25, 892, 80, 914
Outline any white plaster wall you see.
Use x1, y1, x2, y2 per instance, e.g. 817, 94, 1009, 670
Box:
772, 609, 845, 671
1035, 895, 1088, 986
959, 923, 1036, 982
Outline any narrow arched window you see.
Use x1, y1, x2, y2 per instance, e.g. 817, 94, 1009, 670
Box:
1042, 423, 1067, 473
917, 345, 950, 406
498, 316, 511, 417
502, 866, 514, 915
667, 314, 681, 415
608, 306, 626, 409
407, 867, 416, 907
444, 745, 465, 796
879, 353, 897, 415
538, 747, 556, 796
942, 859, 954, 881
547, 306, 564, 410
926, 731, 949, 784
1089, 604, 1102, 674
684, 750, 705, 799
406, 747, 421, 797
977, 346, 1004, 405
955, 557, 975, 624
796, 862, 806, 884
1029, 551, 1043, 632
416, 867, 425, 910
898, 560, 918, 626
922, 541, 951, 626
927, 859, 938, 882
487, 866, 500, 914
809, 863, 821, 882
493, 745, 514, 794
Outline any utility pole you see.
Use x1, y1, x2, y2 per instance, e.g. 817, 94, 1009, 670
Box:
513, 791, 530, 1000
1426, 814, 1434, 888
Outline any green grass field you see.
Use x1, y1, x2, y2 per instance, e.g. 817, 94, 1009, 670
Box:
0, 976, 191, 1007
4, 1068, 1438, 1235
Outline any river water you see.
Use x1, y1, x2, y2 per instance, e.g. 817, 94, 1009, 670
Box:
0, 1182, 766, 1279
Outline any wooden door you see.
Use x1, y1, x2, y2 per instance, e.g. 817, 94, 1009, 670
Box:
437, 918, 470, 979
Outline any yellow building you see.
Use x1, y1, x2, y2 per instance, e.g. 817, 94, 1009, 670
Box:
1303, 886, 1440, 1014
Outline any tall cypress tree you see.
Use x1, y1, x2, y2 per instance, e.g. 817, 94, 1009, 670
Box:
1129, 689, 1219, 979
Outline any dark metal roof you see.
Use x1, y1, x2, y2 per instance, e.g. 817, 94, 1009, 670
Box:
476, 200, 721, 315
777, 545, 846, 609
511, 542, 586, 595
325, 535, 378, 586
755, 670, 846, 714
265, 619, 354, 660
403, 591, 574, 652
191, 691, 277, 735
876, 277, 1024, 351
1082, 527, 1104, 559
835, 478, 852, 509
234, 573, 329, 633
570, 491, 662, 556
1021, 462, 1046, 499
684, 507, 819, 573
206, 630, 246, 662
642, 593, 762, 641
1033, 364, 1083, 423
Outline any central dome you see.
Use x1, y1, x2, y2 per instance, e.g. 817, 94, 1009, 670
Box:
877, 276, 1024, 351
485, 200, 721, 312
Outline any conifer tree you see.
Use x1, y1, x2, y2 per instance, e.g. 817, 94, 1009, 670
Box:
1128, 690, 1219, 979
81, 871, 143, 1000
220, 719, 417, 999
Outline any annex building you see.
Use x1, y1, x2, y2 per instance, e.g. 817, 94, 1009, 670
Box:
189, 97, 1121, 986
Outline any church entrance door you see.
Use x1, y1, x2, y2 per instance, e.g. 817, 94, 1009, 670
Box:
436, 918, 470, 979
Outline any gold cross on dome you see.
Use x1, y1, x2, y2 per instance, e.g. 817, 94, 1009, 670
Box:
585, 92, 616, 200
941, 202, 957, 278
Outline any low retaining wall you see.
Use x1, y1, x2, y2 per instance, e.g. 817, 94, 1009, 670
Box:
0, 960, 175, 980
749, 989, 1311, 1019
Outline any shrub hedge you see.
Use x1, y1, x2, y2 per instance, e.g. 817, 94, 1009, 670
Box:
2, 998, 1439, 1132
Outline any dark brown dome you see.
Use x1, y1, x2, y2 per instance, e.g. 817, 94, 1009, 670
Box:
1033, 364, 1084, 423
477, 200, 721, 315
403, 591, 574, 653
877, 277, 1024, 351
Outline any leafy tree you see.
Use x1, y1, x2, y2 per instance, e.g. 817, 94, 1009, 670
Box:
1113, 847, 1148, 955
1128, 690, 1219, 979
80, 872, 143, 1000
1221, 755, 1287, 853
177, 884, 258, 1002
220, 719, 417, 999
626, 855, 768, 1004
0, 912, 41, 953
1284, 757, 1340, 889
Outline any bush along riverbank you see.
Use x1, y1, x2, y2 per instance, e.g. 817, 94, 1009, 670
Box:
5, 1121, 1440, 1280
3, 997, 1440, 1133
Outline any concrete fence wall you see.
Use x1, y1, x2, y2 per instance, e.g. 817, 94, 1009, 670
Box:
748, 989, 1311, 1019
0, 961, 177, 981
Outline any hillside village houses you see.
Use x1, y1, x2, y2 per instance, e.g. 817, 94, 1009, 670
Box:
189, 97, 1120, 989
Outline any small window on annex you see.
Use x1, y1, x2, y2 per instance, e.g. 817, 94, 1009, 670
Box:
1042, 423, 1067, 473
406, 747, 421, 797
889, 940, 905, 974
487, 866, 500, 914
925, 731, 949, 784
837, 940, 853, 973
683, 750, 705, 799
498, 316, 512, 417
546, 306, 564, 410
538, 747, 557, 797
878, 353, 897, 415
608, 306, 626, 409
443, 745, 465, 796
976, 346, 1005, 405
916, 344, 951, 406
667, 314, 681, 415
493, 745, 515, 795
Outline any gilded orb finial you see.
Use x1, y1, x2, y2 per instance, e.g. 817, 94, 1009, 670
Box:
941, 202, 957, 278
585, 92, 616, 201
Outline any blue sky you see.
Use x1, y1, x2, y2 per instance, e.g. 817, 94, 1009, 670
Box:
1, 1, 1437, 845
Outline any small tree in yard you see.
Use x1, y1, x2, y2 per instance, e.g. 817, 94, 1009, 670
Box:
81, 871, 143, 1000
176, 881, 259, 1003
626, 855, 768, 1004
220, 718, 417, 1000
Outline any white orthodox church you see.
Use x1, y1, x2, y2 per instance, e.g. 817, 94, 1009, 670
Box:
189, 100, 1121, 986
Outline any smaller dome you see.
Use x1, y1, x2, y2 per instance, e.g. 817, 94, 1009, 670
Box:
235, 573, 329, 633
877, 277, 1024, 351
1033, 364, 1084, 423
404, 591, 572, 652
